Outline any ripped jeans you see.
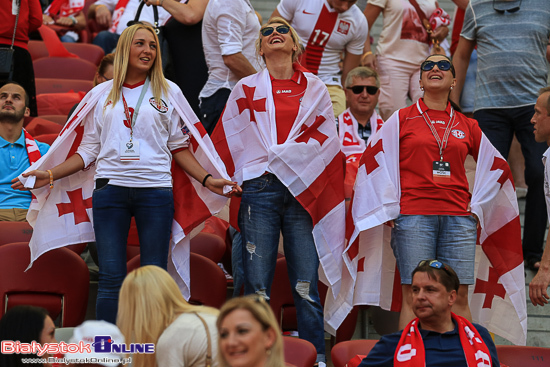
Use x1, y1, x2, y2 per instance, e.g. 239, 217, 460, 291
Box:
238, 173, 326, 361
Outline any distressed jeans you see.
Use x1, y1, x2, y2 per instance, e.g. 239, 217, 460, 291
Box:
238, 173, 326, 362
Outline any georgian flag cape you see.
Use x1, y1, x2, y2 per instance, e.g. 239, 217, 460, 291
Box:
18, 80, 230, 299
212, 66, 346, 296
324, 108, 527, 345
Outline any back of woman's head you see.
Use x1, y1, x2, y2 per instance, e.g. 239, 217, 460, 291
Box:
217, 296, 284, 367
93, 53, 115, 86
0, 305, 49, 367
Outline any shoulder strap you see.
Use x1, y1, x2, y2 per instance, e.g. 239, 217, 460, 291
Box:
193, 312, 213, 367
408, 0, 432, 31
9, 0, 21, 49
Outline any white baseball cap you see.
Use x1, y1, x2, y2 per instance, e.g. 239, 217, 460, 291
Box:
66, 320, 126, 367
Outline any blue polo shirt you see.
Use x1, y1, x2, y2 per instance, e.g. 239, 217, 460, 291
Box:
0, 132, 50, 209
358, 321, 500, 367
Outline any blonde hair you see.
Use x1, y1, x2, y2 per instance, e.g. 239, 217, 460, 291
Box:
217, 296, 285, 367
256, 17, 304, 64
117, 265, 219, 367
106, 23, 169, 108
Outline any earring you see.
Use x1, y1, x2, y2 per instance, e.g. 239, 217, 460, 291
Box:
266, 349, 272, 356
420, 86, 424, 91
450, 86, 454, 90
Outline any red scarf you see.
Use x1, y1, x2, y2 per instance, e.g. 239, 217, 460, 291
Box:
45, 0, 84, 17
23, 129, 42, 166
394, 313, 493, 367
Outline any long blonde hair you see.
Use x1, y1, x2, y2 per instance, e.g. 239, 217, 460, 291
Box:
217, 296, 285, 367
117, 265, 219, 367
107, 23, 169, 108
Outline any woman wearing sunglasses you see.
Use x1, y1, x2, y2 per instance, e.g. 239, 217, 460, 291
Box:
212, 17, 347, 366
347, 54, 517, 330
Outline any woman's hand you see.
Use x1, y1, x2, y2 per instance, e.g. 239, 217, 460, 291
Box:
430, 25, 449, 43
205, 177, 242, 198
11, 170, 51, 191
360, 52, 377, 70
55, 16, 74, 27
43, 14, 54, 25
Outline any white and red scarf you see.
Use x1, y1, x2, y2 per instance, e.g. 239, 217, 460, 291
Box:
109, 0, 130, 33
212, 65, 346, 294
324, 108, 527, 345
24, 129, 42, 166
19, 80, 230, 299
395, 313, 493, 367
45, 0, 84, 17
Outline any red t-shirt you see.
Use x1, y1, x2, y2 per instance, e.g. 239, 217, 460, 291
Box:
271, 70, 307, 144
399, 99, 482, 215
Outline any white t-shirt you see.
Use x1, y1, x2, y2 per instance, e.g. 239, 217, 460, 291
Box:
156, 312, 219, 367
368, 0, 436, 65
277, 0, 368, 86
199, 0, 261, 99
76, 80, 190, 188
95, 0, 172, 34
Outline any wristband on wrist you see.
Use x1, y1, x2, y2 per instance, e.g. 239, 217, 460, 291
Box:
202, 174, 212, 187
47, 170, 54, 189
69, 15, 77, 25
361, 51, 373, 64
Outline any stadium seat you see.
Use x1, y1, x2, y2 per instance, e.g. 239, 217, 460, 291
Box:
29, 40, 105, 65
33, 57, 97, 80
496, 345, 550, 367
190, 232, 226, 264
331, 340, 379, 367
35, 78, 94, 95
0, 243, 89, 327
25, 117, 64, 135
283, 336, 317, 367
34, 133, 58, 145
39, 115, 69, 126
0, 221, 33, 246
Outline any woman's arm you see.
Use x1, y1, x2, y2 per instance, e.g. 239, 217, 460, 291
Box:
145, 0, 208, 25
172, 149, 241, 197
11, 153, 86, 190
361, 4, 383, 69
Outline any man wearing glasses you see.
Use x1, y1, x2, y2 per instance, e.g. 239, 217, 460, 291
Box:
451, 0, 550, 272
337, 66, 383, 199
358, 260, 500, 367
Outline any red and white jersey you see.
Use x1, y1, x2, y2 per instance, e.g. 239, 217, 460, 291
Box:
277, 0, 368, 86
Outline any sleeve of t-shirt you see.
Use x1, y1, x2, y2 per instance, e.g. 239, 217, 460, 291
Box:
214, 3, 246, 56
460, 3, 476, 41
94, 0, 116, 13
358, 333, 399, 367
469, 117, 483, 161
76, 105, 102, 167
367, 0, 389, 10
28, 0, 43, 32
346, 13, 369, 55
475, 323, 501, 367
37, 141, 50, 156
167, 107, 191, 153
277, 0, 297, 22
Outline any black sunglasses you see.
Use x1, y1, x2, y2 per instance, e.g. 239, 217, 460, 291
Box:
99, 73, 112, 81
418, 259, 452, 276
420, 60, 452, 72
493, 0, 521, 13
347, 85, 379, 95
260, 25, 290, 37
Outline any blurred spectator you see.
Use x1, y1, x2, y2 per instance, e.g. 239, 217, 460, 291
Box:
362, 0, 449, 120
88, 0, 171, 54
272, 0, 369, 117
0, 0, 42, 116
199, 0, 260, 135
451, 0, 550, 272
217, 296, 285, 367
144, 0, 208, 116
0, 305, 56, 367
42, 0, 86, 42
0, 82, 49, 221
117, 265, 220, 367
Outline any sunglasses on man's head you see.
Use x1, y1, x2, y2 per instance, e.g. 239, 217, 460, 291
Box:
420, 60, 452, 72
493, 0, 521, 13
260, 25, 290, 37
418, 259, 452, 276
347, 85, 379, 95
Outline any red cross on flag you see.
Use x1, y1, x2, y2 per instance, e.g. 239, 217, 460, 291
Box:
212, 66, 347, 296
18, 80, 231, 299
324, 108, 527, 345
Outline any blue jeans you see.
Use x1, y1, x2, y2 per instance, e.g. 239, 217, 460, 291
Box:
92, 184, 173, 323
391, 215, 477, 284
92, 31, 120, 54
238, 174, 326, 362
230, 226, 244, 297
474, 106, 548, 261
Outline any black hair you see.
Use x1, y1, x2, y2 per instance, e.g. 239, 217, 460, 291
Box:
0, 306, 50, 367
411, 260, 460, 292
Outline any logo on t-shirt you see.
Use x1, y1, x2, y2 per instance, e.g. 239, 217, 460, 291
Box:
276, 89, 292, 94
451, 129, 465, 139
337, 20, 350, 35
149, 98, 169, 113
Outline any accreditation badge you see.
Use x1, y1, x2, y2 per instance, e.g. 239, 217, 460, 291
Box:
433, 161, 450, 183
120, 140, 140, 161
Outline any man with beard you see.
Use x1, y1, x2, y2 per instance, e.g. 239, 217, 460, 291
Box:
0, 83, 49, 221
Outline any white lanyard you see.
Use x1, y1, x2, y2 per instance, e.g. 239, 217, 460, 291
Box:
421, 107, 455, 162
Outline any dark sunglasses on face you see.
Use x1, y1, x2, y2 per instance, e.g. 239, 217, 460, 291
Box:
260, 25, 291, 37
420, 60, 452, 72
347, 85, 379, 95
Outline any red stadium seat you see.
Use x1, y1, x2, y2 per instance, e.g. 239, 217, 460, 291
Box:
39, 115, 69, 126
37, 91, 86, 116
35, 78, 94, 95
496, 345, 550, 367
0, 221, 33, 246
25, 117, 64, 135
33, 57, 97, 80
331, 340, 379, 367
0, 243, 89, 327
190, 232, 226, 264
29, 40, 105, 65
283, 336, 317, 367
34, 133, 58, 145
